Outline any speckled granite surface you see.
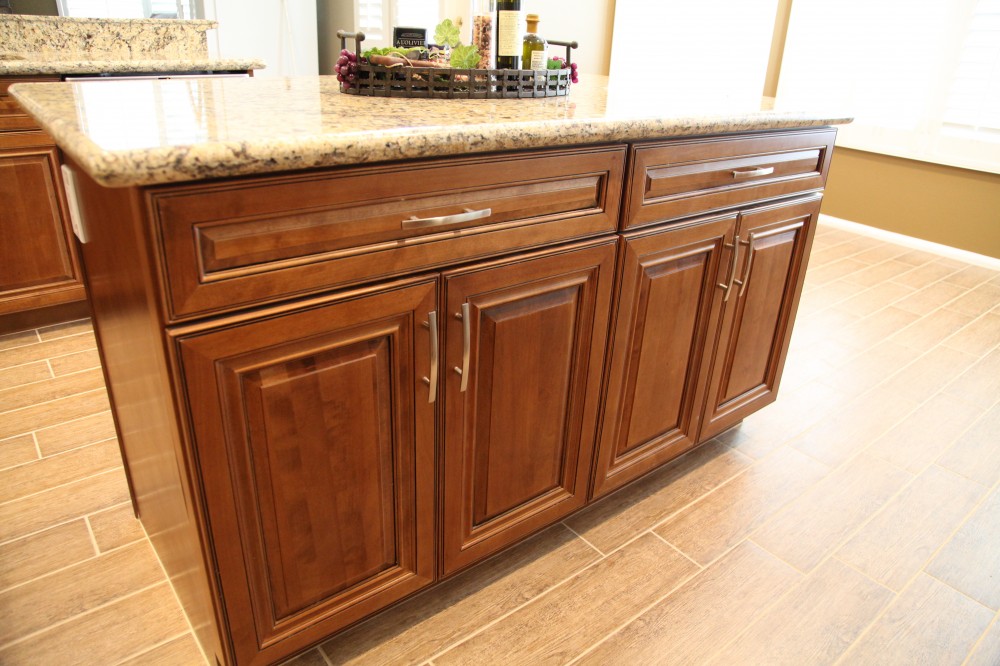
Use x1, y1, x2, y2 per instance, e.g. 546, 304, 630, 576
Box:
10, 75, 852, 188
0, 57, 264, 76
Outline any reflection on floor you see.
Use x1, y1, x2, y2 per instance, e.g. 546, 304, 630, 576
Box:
1, 218, 999, 665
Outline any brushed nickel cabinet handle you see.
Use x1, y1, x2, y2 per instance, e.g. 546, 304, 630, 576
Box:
732, 166, 775, 179
402, 207, 492, 229
454, 303, 471, 392
421, 311, 439, 403
733, 233, 757, 298
717, 234, 740, 302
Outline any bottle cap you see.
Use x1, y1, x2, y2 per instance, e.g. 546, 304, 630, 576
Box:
526, 13, 540, 30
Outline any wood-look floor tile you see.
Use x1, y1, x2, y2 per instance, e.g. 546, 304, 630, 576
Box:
877, 346, 979, 405
35, 319, 92, 341
0, 362, 51, 391
841, 574, 993, 665
0, 388, 110, 440
938, 404, 1000, 487
808, 238, 873, 266
0, 519, 95, 591
119, 633, 205, 666
322, 524, 599, 665
656, 448, 829, 564
0, 583, 187, 666
0, 435, 37, 471
34, 410, 117, 457
895, 248, 938, 267
48, 349, 102, 376
819, 340, 913, 397
842, 259, 914, 288
576, 542, 800, 666
889, 307, 975, 351
803, 257, 870, 286
704, 558, 893, 665
796, 279, 863, 314
967, 617, 1000, 666
851, 243, 909, 265
836, 466, 986, 591
281, 648, 328, 666
839, 306, 922, 352
563, 441, 752, 553
0, 467, 130, 543
0, 540, 163, 645
0, 330, 39, 352
828, 281, 913, 319
752, 454, 912, 572
0, 332, 96, 371
791, 390, 919, 468
943, 312, 1000, 357
893, 281, 967, 316
88, 502, 143, 552
0, 368, 106, 415
891, 260, 959, 290
946, 282, 1000, 318
0, 439, 122, 505
944, 265, 998, 289
943, 348, 1000, 409
867, 393, 985, 474
433, 534, 697, 666
926, 489, 1000, 610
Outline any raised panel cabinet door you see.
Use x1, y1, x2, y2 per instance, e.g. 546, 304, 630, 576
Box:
177, 277, 438, 666
592, 214, 738, 498
699, 196, 821, 440
440, 239, 616, 575
0, 135, 85, 315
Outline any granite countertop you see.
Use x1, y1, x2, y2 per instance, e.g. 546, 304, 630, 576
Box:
10, 75, 852, 188
0, 57, 265, 76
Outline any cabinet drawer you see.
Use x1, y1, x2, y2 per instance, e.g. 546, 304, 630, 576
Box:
153, 145, 625, 320
1, 78, 57, 132
623, 129, 835, 229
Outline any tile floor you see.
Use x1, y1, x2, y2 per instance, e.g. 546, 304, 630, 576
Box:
1, 218, 999, 665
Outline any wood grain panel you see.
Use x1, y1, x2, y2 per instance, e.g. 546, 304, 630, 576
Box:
592, 214, 735, 497
0, 519, 94, 592
624, 129, 835, 228
178, 277, 437, 664
441, 240, 615, 574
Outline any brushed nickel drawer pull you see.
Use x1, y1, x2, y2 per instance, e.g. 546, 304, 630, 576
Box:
733, 233, 757, 298
455, 303, 471, 392
402, 207, 492, 229
718, 235, 740, 302
732, 166, 775, 179
421, 311, 439, 403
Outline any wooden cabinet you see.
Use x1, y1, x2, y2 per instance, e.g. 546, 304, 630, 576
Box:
591, 214, 737, 497
699, 196, 820, 439
0, 77, 87, 330
176, 278, 438, 666
440, 239, 616, 574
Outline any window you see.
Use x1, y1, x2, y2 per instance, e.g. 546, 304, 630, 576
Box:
354, 0, 443, 49
58, 0, 194, 19
778, 0, 1000, 174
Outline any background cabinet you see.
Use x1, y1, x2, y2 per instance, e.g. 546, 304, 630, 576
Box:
441, 240, 616, 574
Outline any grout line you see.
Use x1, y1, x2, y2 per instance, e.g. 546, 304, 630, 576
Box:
561, 521, 606, 557
31, 432, 42, 461
84, 514, 101, 555
831, 554, 897, 595
44, 359, 54, 379
315, 644, 335, 666
110, 631, 194, 666
923, 568, 999, 614
0, 386, 107, 420
650, 530, 703, 569
963, 611, 1000, 666
0, 448, 122, 509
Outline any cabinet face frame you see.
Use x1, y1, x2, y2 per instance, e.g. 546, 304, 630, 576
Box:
174, 277, 438, 666
439, 239, 616, 575
592, 213, 738, 498
698, 195, 821, 440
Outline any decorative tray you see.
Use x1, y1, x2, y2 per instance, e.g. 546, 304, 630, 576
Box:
335, 30, 577, 99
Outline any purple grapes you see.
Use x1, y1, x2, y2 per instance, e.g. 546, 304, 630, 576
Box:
334, 48, 358, 88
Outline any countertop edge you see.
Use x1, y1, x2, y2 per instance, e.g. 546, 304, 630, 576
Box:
0, 58, 266, 76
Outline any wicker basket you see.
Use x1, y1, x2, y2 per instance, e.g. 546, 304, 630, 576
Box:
336, 30, 576, 99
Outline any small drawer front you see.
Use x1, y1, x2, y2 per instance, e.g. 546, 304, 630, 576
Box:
1, 77, 58, 132
154, 145, 625, 320
624, 129, 836, 229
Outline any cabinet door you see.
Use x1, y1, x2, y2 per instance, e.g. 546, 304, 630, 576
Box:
592, 214, 737, 498
178, 278, 437, 666
699, 197, 820, 440
0, 133, 85, 315
441, 240, 616, 574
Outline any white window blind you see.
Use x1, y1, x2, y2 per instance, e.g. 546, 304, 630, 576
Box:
354, 0, 445, 49
778, 0, 1000, 174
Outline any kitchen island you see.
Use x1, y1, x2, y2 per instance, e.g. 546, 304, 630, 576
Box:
11, 74, 849, 666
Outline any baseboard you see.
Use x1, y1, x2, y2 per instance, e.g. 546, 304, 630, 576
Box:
819, 214, 1000, 271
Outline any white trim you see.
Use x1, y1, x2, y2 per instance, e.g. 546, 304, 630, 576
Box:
819, 214, 1000, 270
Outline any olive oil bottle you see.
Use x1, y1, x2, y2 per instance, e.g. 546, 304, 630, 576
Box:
496, 0, 521, 69
522, 14, 546, 70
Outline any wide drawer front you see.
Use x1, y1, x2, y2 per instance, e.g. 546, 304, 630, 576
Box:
0, 77, 57, 132
624, 129, 836, 229
153, 145, 625, 320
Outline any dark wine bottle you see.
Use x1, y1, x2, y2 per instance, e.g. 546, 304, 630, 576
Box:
496, 0, 521, 69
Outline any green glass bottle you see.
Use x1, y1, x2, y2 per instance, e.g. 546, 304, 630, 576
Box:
522, 14, 546, 71
496, 0, 521, 69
